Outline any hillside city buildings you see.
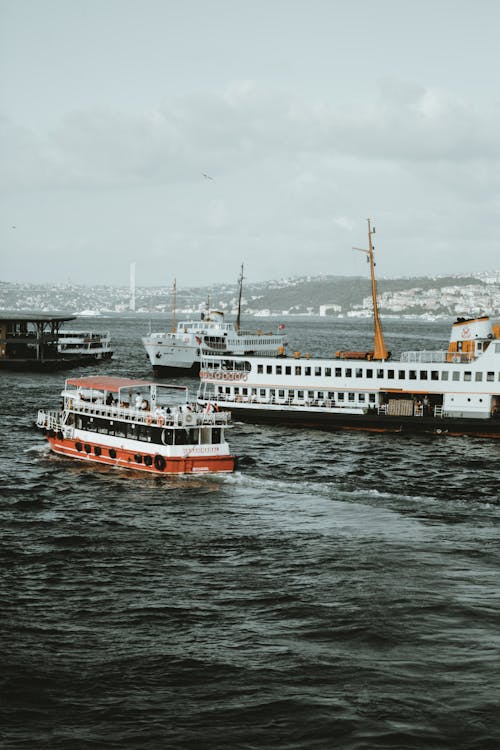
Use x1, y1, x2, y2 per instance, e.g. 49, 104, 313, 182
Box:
1, 271, 499, 319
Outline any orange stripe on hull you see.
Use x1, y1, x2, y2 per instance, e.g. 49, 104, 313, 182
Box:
47, 437, 235, 474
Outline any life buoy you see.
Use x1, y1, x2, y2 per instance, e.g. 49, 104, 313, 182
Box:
154, 454, 166, 471
156, 416, 165, 426
184, 412, 195, 425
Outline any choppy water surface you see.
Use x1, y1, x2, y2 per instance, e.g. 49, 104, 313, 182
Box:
1, 317, 499, 749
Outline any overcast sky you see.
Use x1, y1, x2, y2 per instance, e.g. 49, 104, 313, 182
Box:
1, 0, 499, 288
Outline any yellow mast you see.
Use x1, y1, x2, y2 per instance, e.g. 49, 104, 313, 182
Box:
354, 219, 389, 360
171, 279, 177, 333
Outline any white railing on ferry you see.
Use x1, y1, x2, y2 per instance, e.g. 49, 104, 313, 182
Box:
400, 350, 473, 363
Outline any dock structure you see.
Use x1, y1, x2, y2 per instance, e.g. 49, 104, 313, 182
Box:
0, 312, 78, 370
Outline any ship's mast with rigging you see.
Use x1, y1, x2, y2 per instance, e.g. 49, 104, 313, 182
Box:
353, 219, 389, 360
171, 279, 177, 333
236, 263, 244, 333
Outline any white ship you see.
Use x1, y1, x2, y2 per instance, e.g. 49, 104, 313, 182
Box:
142, 268, 287, 376
197, 222, 500, 439
57, 329, 113, 362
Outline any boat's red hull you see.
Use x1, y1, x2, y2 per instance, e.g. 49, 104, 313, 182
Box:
46, 436, 235, 474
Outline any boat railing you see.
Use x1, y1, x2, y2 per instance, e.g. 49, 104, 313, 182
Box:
208, 391, 367, 413
37, 409, 63, 431
67, 398, 229, 428
400, 350, 473, 363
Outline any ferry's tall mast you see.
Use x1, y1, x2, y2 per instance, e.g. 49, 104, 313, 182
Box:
236, 263, 244, 333
354, 219, 389, 360
171, 279, 177, 333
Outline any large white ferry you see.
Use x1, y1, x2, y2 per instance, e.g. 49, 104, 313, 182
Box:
57, 329, 113, 361
142, 269, 287, 376
37, 376, 235, 474
197, 223, 500, 439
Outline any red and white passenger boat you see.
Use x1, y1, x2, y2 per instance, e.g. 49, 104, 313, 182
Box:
37, 376, 235, 474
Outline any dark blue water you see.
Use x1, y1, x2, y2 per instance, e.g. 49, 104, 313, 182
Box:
1, 317, 499, 749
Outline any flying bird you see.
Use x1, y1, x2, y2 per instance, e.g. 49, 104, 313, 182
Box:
202, 172, 214, 181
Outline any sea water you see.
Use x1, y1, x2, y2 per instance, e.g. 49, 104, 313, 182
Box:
1, 317, 499, 749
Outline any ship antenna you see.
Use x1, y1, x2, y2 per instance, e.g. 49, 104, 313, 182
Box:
236, 263, 244, 332
353, 219, 389, 360
171, 278, 177, 333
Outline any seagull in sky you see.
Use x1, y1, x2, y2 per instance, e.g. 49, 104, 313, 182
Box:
202, 172, 214, 180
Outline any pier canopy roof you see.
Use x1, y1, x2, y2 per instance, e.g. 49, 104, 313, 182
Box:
66, 376, 155, 392
0, 311, 76, 323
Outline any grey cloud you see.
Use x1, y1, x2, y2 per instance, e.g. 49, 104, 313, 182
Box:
3, 80, 499, 194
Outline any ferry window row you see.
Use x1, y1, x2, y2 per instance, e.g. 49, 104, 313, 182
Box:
254, 364, 499, 382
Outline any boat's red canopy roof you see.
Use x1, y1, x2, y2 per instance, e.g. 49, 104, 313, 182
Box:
66, 376, 154, 392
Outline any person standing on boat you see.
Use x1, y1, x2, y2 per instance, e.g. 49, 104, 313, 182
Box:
134, 392, 142, 409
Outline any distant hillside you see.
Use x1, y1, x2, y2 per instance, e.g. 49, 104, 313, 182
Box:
241, 275, 482, 314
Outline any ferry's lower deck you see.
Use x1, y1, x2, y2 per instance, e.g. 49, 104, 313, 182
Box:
197, 382, 500, 438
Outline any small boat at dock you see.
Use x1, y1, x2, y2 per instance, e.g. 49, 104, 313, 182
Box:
37, 376, 235, 474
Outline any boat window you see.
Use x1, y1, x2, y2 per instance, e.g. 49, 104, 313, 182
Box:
325, 368, 331, 377
234, 387, 239, 394
431, 371, 439, 380
348, 392, 355, 401
356, 368, 363, 378
464, 371, 472, 381
259, 389, 266, 397
359, 393, 365, 402
266, 365, 273, 374
377, 369, 384, 378
295, 366, 302, 375
441, 371, 449, 380
278, 390, 285, 398
335, 367, 342, 377
308, 390, 314, 399
452, 372, 460, 381
317, 391, 324, 399
338, 393, 345, 401
409, 370, 417, 380
257, 364, 263, 373
276, 366, 282, 375
315, 367, 322, 376
270, 389, 276, 398
420, 371, 428, 380
345, 368, 352, 377
212, 428, 221, 444
487, 371, 494, 381
475, 372, 482, 381
366, 369, 373, 378
297, 390, 304, 399
388, 370, 394, 379
305, 367, 311, 376
242, 387, 248, 395
285, 366, 292, 375
328, 391, 335, 399
398, 370, 405, 379
495, 344, 500, 353
251, 388, 257, 395
369, 394, 376, 402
